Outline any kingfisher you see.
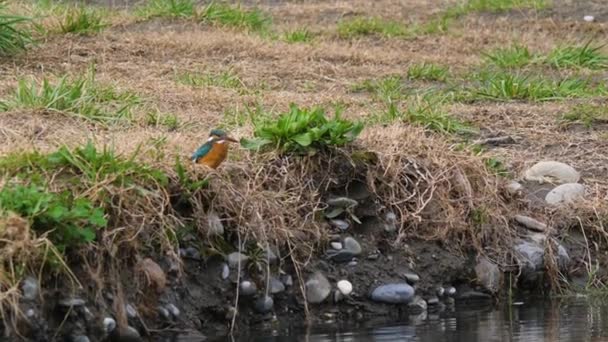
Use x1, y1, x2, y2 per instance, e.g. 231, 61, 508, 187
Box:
191, 129, 238, 169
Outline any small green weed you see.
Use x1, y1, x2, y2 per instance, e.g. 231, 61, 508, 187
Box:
0, 72, 140, 123
351, 75, 405, 103
283, 28, 313, 43
407, 62, 449, 81
482, 44, 534, 68
241, 104, 364, 154
545, 41, 608, 70
560, 103, 608, 128
464, 0, 548, 13
221, 103, 271, 129
146, 111, 181, 130
176, 69, 244, 90
136, 0, 196, 19
59, 6, 107, 35
404, 96, 474, 134
200, 2, 269, 32
0, 5, 33, 56
174, 156, 208, 194
337, 17, 410, 39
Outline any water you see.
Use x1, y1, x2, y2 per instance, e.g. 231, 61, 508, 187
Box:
229, 298, 608, 342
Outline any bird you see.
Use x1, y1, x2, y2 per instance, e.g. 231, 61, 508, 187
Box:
191, 129, 238, 169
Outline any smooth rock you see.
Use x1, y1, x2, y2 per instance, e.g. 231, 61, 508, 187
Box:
207, 211, 224, 236
158, 306, 170, 320
269, 277, 285, 294
343, 237, 362, 255
330, 241, 343, 250
26, 308, 36, 318
403, 272, 420, 285
71, 336, 90, 342
545, 183, 585, 205
125, 304, 137, 319
254, 295, 273, 314
21, 276, 38, 301
306, 272, 331, 304
58, 298, 85, 307
184, 247, 200, 259
506, 181, 523, 195
138, 258, 166, 292
265, 247, 278, 264
166, 303, 180, 318
446, 287, 457, 297
436, 287, 445, 297
475, 257, 502, 293
281, 274, 293, 287
114, 326, 142, 342
226, 252, 249, 269
515, 215, 548, 232
327, 197, 358, 208
103, 317, 116, 333
221, 263, 230, 280
370, 283, 415, 304
584, 15, 595, 22
514, 240, 544, 275
337, 280, 353, 296
240, 280, 257, 296
329, 219, 350, 231
333, 289, 343, 303
524, 161, 580, 184
427, 297, 440, 305
407, 296, 428, 314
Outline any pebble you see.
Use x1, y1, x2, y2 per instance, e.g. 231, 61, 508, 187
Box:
226, 252, 249, 268
514, 215, 548, 232
329, 219, 350, 231
506, 181, 523, 195
407, 296, 428, 314
166, 303, 180, 318
21, 276, 38, 301
184, 247, 200, 259
221, 263, 230, 280
305, 272, 331, 304
584, 15, 595, 22
126, 304, 138, 319
254, 295, 273, 314
403, 272, 420, 285
26, 309, 36, 318
207, 211, 224, 236
446, 287, 456, 297
240, 280, 257, 296
524, 161, 580, 184
545, 183, 585, 205
58, 298, 86, 308
327, 197, 358, 208
343, 237, 362, 255
436, 287, 445, 297
269, 277, 285, 294
337, 280, 353, 296
348, 260, 358, 267
426, 297, 440, 305
265, 248, 278, 264
103, 317, 116, 333
158, 306, 171, 320
330, 241, 343, 250
370, 283, 415, 304
475, 257, 502, 294
118, 326, 142, 342
281, 274, 293, 287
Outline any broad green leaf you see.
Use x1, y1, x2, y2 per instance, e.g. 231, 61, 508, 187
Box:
292, 133, 313, 146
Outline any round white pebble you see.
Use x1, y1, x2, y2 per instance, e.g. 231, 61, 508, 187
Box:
337, 280, 353, 296
584, 15, 595, 22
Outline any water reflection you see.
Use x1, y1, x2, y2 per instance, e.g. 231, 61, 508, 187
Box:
234, 298, 608, 342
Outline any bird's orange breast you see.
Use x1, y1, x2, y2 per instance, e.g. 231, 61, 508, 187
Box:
197, 142, 229, 169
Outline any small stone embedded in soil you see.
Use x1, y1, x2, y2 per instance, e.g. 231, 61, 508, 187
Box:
103, 317, 116, 333
514, 240, 544, 276
545, 183, 585, 205
21, 276, 38, 301
370, 283, 415, 304
184, 247, 200, 259
584, 15, 595, 22
166, 303, 180, 318
329, 219, 350, 231
436, 287, 445, 297
337, 280, 353, 296
269, 277, 285, 294
26, 308, 36, 318
427, 297, 440, 305
475, 257, 502, 294
158, 306, 171, 320
254, 295, 274, 314
125, 304, 137, 319
344, 237, 362, 255
514, 215, 548, 232
327, 197, 358, 208
407, 296, 428, 314
306, 272, 331, 304
281, 274, 293, 287
207, 211, 224, 236
330, 241, 343, 250
221, 263, 230, 279
112, 326, 142, 342
524, 161, 580, 184
240, 280, 257, 296
447, 287, 456, 297
226, 252, 249, 268
58, 298, 85, 307
506, 181, 523, 195
403, 272, 420, 285
265, 247, 279, 264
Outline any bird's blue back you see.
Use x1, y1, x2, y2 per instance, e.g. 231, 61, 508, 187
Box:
192, 141, 212, 161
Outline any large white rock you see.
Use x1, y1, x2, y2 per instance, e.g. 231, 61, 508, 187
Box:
337, 280, 353, 296
545, 183, 585, 205
524, 161, 580, 184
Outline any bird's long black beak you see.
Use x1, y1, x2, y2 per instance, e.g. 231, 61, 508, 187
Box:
225, 136, 238, 143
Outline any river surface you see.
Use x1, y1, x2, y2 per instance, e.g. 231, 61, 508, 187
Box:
221, 297, 608, 342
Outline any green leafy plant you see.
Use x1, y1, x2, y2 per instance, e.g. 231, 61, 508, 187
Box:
0, 5, 33, 56
241, 104, 363, 154
174, 156, 208, 194
482, 44, 534, 68
351, 75, 404, 103
283, 28, 313, 43
545, 41, 608, 70
407, 62, 449, 81
60, 6, 107, 34
200, 2, 269, 32
136, 0, 196, 19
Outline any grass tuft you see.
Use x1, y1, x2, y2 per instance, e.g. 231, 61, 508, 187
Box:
0, 71, 140, 123
463, 0, 549, 13
176, 69, 244, 90
560, 103, 608, 128
482, 44, 534, 68
0, 5, 33, 56
283, 28, 313, 43
546, 41, 608, 70
351, 75, 405, 103
136, 0, 196, 19
407, 62, 449, 81
59, 6, 107, 35
337, 17, 410, 39
200, 2, 270, 32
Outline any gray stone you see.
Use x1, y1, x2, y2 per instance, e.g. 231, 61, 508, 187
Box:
475, 257, 502, 293
557, 244, 570, 269
407, 296, 427, 314
333, 289, 343, 303
126, 304, 138, 319
343, 237, 362, 255
184, 247, 200, 259
384, 212, 398, 233
329, 219, 350, 231
207, 211, 224, 236
337, 280, 353, 295
21, 276, 38, 301
254, 295, 273, 314
545, 183, 585, 205
226, 252, 249, 268
348, 260, 358, 267
515, 215, 548, 232
305, 272, 331, 304
265, 247, 278, 264
158, 306, 170, 320
166, 303, 180, 318
58, 298, 85, 307
240, 280, 257, 296
506, 181, 523, 195
327, 197, 358, 208
281, 274, 293, 287
446, 287, 456, 297
436, 287, 445, 297
26, 308, 36, 318
269, 277, 285, 294
403, 272, 420, 285
330, 242, 343, 250
103, 317, 116, 333
221, 263, 230, 280
514, 240, 544, 275
71, 336, 90, 342
426, 297, 440, 305
524, 161, 580, 184
115, 326, 142, 342
370, 283, 415, 304
326, 249, 358, 262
